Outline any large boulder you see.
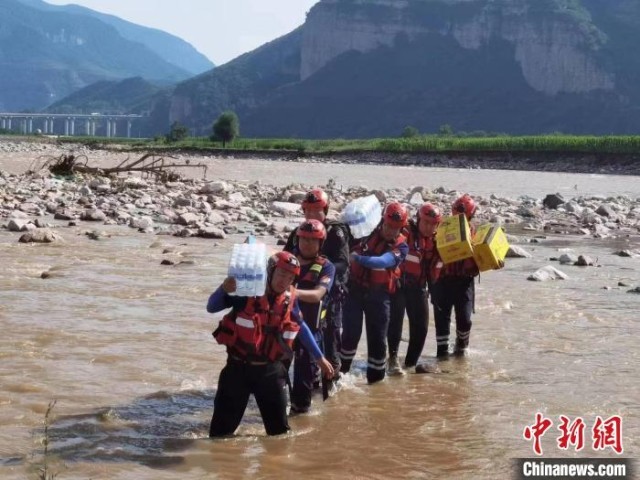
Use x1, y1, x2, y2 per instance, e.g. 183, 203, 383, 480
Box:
558, 253, 579, 264
80, 209, 107, 222
506, 245, 532, 258
200, 181, 230, 194
527, 266, 568, 281
543, 193, 565, 209
7, 218, 34, 232
271, 201, 301, 216
595, 204, 616, 218
19, 229, 62, 243
198, 226, 227, 239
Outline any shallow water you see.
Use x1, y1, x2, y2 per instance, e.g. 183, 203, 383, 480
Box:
0, 156, 638, 479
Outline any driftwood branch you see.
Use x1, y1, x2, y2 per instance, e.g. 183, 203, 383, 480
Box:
34, 153, 207, 181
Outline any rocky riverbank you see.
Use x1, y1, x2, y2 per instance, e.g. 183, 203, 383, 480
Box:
1, 161, 639, 245
2, 137, 640, 176
1, 138, 639, 288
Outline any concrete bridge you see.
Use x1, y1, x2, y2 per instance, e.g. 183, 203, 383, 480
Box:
0, 113, 144, 138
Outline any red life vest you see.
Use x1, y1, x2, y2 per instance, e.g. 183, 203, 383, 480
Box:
350, 229, 406, 294
213, 286, 299, 362
400, 221, 441, 287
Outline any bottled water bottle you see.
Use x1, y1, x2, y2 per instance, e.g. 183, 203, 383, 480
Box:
235, 245, 248, 296
227, 242, 269, 297
253, 243, 267, 296
227, 244, 241, 296
342, 195, 382, 239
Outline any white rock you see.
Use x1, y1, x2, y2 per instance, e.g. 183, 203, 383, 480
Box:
271, 201, 301, 216
527, 266, 568, 282
200, 181, 230, 194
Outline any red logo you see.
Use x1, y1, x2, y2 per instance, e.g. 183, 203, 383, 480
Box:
523, 413, 553, 456
592, 415, 623, 454
524, 414, 623, 456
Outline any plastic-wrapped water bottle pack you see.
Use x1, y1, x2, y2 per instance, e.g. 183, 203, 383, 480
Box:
341, 194, 382, 239
227, 243, 268, 297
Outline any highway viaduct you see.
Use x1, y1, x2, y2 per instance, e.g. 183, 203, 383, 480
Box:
0, 113, 145, 138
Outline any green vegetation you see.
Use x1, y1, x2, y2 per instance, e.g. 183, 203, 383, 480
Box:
165, 121, 189, 143
62, 134, 640, 155
212, 111, 240, 147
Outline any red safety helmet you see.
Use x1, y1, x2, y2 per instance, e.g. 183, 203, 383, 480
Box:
418, 203, 442, 224
383, 201, 408, 228
301, 188, 329, 212
270, 251, 301, 277
452, 194, 477, 220
296, 219, 327, 240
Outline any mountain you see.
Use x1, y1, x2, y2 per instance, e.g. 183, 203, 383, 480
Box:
0, 0, 213, 112
17, 0, 213, 76
163, 0, 640, 138
45, 77, 165, 115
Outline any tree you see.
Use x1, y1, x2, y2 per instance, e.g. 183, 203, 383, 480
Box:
212, 111, 240, 147
166, 121, 188, 143
401, 126, 419, 138
438, 124, 454, 136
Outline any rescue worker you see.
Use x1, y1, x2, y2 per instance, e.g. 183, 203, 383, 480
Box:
207, 251, 334, 437
387, 203, 442, 375
339, 201, 409, 384
289, 219, 336, 413
284, 188, 350, 390
431, 194, 480, 359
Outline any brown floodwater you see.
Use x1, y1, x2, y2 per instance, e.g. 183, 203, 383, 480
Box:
0, 150, 638, 479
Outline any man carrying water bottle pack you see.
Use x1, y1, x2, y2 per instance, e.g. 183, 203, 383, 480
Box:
207, 251, 334, 437
340, 201, 409, 384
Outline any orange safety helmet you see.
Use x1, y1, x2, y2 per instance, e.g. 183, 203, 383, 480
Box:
301, 188, 329, 212
383, 201, 408, 229
296, 219, 327, 240
269, 251, 301, 277
452, 194, 477, 220
418, 203, 442, 224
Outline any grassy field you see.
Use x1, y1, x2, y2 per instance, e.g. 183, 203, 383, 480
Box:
22, 134, 640, 155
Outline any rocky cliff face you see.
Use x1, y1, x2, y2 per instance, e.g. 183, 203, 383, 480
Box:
301, 0, 614, 95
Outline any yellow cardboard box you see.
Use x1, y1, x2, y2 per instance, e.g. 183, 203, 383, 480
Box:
435, 214, 474, 264
472, 224, 510, 272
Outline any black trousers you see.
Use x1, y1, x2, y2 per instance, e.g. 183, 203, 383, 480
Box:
388, 285, 429, 367
432, 277, 475, 352
209, 357, 289, 437
340, 286, 391, 384
323, 289, 344, 373
291, 329, 322, 411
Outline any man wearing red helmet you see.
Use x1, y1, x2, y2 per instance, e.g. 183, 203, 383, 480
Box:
340, 201, 409, 384
387, 203, 443, 375
289, 219, 336, 413
207, 250, 334, 436
284, 188, 350, 390
431, 194, 480, 359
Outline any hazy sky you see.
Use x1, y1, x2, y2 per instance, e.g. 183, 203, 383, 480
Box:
45, 0, 320, 65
